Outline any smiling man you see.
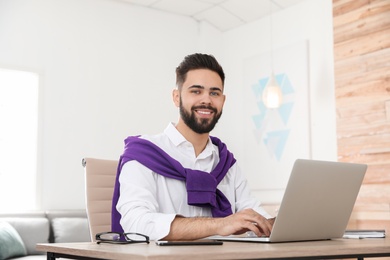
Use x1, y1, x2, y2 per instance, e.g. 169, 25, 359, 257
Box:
112, 53, 274, 241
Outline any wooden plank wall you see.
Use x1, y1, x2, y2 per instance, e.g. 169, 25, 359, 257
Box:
333, 0, 390, 232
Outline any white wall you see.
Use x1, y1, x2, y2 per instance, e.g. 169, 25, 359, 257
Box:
0, 0, 199, 209
215, 0, 337, 203
0, 0, 336, 209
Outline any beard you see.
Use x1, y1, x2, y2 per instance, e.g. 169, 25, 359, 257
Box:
179, 98, 222, 134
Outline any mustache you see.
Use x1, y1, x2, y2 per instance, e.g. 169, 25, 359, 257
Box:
192, 105, 217, 113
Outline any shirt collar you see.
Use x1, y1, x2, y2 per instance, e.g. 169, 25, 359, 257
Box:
164, 122, 187, 147
164, 122, 219, 158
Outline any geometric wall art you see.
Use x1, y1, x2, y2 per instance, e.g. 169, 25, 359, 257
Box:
242, 40, 311, 197
251, 73, 295, 161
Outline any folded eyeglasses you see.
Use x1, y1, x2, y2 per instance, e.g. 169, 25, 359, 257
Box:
96, 232, 150, 245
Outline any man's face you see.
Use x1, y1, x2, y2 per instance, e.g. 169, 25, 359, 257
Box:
174, 69, 225, 134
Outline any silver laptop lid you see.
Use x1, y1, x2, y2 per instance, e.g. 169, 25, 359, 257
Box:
269, 159, 366, 242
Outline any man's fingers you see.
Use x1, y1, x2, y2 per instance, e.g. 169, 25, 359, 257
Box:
242, 222, 263, 237
247, 214, 272, 236
223, 209, 275, 237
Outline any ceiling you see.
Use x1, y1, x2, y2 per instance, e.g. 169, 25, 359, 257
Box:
116, 0, 305, 31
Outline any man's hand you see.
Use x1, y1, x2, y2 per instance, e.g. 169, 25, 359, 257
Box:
217, 208, 274, 237
163, 209, 274, 241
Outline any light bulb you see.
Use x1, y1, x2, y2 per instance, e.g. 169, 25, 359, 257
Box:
262, 73, 283, 108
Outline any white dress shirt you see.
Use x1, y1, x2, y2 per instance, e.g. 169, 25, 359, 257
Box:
116, 122, 270, 240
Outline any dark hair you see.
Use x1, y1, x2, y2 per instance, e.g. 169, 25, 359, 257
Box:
175, 53, 225, 89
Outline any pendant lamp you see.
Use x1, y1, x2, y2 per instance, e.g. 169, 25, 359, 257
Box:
262, 0, 283, 109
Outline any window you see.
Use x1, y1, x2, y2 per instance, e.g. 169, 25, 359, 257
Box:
0, 68, 39, 212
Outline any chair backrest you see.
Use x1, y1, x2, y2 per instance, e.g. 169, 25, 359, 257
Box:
82, 157, 118, 242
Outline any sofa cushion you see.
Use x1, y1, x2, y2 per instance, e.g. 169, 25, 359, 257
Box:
45, 210, 88, 242
51, 218, 90, 243
11, 256, 45, 260
0, 221, 27, 260
1, 218, 49, 255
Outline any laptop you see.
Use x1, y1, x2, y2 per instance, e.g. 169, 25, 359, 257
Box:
212, 159, 367, 243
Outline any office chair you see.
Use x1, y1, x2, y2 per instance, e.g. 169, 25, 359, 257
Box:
82, 157, 118, 242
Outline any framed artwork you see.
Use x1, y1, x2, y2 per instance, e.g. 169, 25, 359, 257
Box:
242, 40, 311, 202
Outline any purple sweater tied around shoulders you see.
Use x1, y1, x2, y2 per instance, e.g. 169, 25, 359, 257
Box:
111, 136, 236, 233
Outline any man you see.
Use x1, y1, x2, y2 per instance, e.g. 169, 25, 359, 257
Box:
112, 53, 274, 241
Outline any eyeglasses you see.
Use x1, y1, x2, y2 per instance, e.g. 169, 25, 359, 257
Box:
96, 232, 150, 245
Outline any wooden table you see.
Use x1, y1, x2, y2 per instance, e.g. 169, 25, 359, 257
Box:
37, 237, 390, 260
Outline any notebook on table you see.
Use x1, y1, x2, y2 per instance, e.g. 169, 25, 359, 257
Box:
211, 159, 367, 243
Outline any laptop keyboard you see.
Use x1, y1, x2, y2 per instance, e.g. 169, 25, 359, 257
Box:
246, 231, 270, 238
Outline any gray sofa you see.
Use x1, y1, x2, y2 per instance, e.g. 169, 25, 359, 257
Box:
0, 210, 90, 260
